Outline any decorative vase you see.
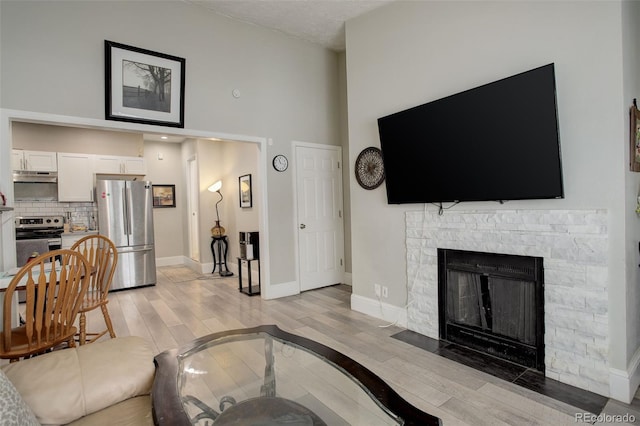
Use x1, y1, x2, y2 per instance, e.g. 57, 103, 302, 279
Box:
211, 220, 226, 237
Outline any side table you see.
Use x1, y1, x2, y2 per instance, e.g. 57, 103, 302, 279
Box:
237, 257, 260, 296
211, 236, 233, 276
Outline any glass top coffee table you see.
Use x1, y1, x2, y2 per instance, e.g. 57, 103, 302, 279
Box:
153, 325, 441, 425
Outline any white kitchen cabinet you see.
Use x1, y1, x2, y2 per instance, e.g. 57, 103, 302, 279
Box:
12, 150, 58, 171
57, 153, 94, 202
11, 151, 21, 171
95, 155, 146, 175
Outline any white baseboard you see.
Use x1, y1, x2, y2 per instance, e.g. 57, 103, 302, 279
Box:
264, 280, 299, 300
156, 256, 187, 267
156, 256, 215, 275
610, 347, 640, 403
350, 294, 407, 328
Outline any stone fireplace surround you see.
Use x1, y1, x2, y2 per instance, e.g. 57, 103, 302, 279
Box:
405, 209, 609, 396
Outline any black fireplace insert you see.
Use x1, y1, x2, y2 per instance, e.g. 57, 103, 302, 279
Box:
438, 249, 545, 371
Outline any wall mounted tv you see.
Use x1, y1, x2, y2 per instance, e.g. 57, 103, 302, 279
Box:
377, 63, 564, 204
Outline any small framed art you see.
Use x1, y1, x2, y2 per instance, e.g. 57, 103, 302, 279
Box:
105, 40, 185, 128
152, 184, 176, 208
239, 174, 252, 208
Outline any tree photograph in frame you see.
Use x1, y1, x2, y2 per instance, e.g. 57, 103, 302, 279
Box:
239, 174, 252, 208
105, 40, 185, 128
152, 184, 176, 208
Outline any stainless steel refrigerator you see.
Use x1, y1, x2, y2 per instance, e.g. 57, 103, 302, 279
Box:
96, 179, 156, 290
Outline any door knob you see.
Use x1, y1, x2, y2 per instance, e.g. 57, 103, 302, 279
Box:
299, 224, 306, 229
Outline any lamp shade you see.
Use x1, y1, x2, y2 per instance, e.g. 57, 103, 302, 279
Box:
208, 180, 222, 193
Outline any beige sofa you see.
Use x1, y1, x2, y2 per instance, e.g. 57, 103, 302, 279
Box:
0, 336, 155, 425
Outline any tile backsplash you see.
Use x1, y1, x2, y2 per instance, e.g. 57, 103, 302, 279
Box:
14, 201, 97, 228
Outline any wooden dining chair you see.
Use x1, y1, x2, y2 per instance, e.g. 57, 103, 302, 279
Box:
0, 249, 91, 362
71, 234, 118, 345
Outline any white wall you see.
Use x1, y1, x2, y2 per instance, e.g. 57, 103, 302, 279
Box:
622, 0, 640, 370
0, 0, 340, 291
221, 141, 261, 261
346, 0, 633, 377
143, 140, 185, 259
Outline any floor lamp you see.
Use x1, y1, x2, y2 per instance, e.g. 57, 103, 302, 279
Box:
208, 180, 233, 276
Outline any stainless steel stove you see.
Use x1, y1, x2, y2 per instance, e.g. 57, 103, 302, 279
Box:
14, 215, 64, 302
15, 215, 64, 264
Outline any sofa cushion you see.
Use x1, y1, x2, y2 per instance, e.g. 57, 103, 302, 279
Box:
67, 395, 153, 426
2, 336, 154, 425
75, 336, 154, 415
0, 368, 40, 426
3, 346, 84, 425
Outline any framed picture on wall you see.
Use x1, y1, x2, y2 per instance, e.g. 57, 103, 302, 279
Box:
152, 184, 176, 208
631, 99, 640, 172
105, 40, 186, 128
239, 174, 252, 208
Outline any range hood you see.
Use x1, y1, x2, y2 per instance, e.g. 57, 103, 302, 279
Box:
13, 170, 58, 183
13, 171, 58, 201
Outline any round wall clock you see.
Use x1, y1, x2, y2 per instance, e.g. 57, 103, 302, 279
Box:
355, 147, 385, 190
272, 155, 288, 172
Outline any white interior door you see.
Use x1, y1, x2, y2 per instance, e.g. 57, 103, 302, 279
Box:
295, 144, 345, 292
187, 157, 200, 261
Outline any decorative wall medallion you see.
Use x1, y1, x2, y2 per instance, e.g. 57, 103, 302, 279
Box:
355, 147, 385, 190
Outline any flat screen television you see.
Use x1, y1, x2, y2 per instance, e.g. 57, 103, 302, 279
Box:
377, 63, 564, 204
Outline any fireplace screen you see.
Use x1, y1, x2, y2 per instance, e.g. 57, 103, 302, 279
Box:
446, 271, 536, 345
439, 249, 544, 370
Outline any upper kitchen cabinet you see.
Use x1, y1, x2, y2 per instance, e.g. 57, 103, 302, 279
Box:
57, 153, 94, 202
95, 155, 146, 175
12, 150, 57, 171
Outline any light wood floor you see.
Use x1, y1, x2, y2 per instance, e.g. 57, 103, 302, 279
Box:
86, 265, 640, 425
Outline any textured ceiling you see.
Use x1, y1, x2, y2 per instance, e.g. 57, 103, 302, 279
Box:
184, 0, 395, 51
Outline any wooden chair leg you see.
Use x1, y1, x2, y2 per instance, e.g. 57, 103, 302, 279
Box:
101, 304, 116, 339
79, 312, 87, 345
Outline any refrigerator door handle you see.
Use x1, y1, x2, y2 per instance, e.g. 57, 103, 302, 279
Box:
118, 247, 153, 254
122, 187, 129, 235
125, 186, 133, 235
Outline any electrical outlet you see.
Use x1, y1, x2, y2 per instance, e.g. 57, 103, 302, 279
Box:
374, 284, 381, 297
382, 286, 389, 298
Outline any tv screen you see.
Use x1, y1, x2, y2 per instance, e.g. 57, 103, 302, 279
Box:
377, 64, 564, 204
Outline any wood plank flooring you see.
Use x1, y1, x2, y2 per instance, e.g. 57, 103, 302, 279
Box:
82, 265, 640, 425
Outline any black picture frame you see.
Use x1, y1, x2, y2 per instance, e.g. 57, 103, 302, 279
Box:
239, 174, 252, 208
631, 99, 640, 172
105, 40, 185, 128
152, 184, 176, 208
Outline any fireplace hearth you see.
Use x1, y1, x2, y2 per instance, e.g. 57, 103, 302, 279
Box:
438, 249, 544, 371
